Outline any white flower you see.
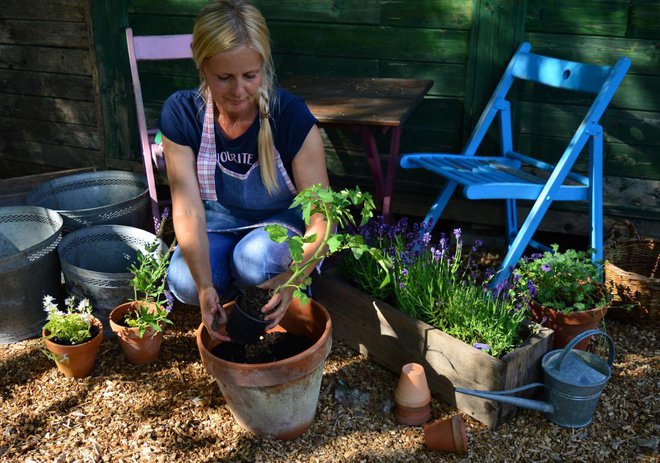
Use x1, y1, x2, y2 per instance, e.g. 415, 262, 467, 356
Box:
42, 295, 55, 307
64, 296, 76, 309
76, 298, 91, 314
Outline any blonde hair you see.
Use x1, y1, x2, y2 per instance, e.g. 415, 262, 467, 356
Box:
192, 0, 278, 193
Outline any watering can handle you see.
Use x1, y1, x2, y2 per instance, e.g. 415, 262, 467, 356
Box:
556, 329, 615, 371
456, 382, 547, 396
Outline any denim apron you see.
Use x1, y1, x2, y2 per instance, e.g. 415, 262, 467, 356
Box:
197, 91, 305, 236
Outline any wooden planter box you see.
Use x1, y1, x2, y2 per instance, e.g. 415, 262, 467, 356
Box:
313, 270, 554, 427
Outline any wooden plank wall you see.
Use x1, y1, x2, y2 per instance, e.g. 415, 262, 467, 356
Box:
1, 0, 656, 237
0, 0, 104, 178
120, 0, 659, 238
519, 0, 660, 235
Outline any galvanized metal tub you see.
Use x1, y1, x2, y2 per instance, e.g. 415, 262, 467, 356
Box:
0, 206, 64, 344
57, 225, 166, 336
26, 170, 149, 232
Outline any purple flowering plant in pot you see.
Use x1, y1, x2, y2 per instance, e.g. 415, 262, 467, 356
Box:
339, 217, 535, 357
512, 245, 611, 349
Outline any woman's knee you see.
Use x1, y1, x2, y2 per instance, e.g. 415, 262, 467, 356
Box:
166, 247, 200, 305
232, 227, 294, 287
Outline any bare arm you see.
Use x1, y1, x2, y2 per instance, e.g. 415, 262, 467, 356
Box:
162, 135, 229, 341
260, 124, 330, 328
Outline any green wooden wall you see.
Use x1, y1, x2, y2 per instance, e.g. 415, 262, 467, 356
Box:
0, 0, 104, 177
96, 0, 658, 236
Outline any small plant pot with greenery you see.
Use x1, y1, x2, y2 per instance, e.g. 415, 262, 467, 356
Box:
42, 296, 103, 378
110, 240, 174, 364
198, 184, 384, 439
513, 245, 611, 350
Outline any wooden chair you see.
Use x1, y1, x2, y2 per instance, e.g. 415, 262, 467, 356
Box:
125, 27, 193, 231
400, 42, 630, 285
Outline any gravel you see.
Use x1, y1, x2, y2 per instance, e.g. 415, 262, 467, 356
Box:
0, 302, 657, 463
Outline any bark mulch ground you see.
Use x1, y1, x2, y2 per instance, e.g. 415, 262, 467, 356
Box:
1, 301, 657, 463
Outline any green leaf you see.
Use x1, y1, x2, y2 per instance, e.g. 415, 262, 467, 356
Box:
293, 289, 308, 305
326, 234, 343, 253
289, 237, 304, 262
265, 224, 288, 243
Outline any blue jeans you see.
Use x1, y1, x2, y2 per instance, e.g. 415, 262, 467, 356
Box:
167, 227, 295, 306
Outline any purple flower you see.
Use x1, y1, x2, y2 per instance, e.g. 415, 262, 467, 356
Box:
526, 280, 537, 298
541, 263, 551, 272
473, 342, 490, 351
400, 268, 409, 278
453, 228, 462, 242
163, 289, 174, 314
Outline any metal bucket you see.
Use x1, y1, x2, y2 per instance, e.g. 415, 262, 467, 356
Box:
57, 225, 166, 336
0, 206, 63, 343
26, 170, 149, 232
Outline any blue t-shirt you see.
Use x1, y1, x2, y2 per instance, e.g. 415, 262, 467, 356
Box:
158, 88, 317, 181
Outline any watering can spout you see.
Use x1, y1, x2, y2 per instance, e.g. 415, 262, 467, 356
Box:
455, 384, 555, 415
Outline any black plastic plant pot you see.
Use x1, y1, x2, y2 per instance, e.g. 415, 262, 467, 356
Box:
226, 295, 270, 345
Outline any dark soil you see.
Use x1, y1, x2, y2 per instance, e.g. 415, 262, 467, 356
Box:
211, 331, 313, 363
238, 286, 273, 320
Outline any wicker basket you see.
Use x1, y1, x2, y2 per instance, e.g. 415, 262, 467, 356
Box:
604, 234, 659, 325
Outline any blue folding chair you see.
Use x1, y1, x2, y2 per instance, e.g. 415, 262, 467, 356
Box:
400, 42, 630, 285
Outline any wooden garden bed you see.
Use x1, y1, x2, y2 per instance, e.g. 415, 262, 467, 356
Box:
312, 268, 554, 427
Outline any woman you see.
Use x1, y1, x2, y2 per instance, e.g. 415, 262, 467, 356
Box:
159, 0, 329, 341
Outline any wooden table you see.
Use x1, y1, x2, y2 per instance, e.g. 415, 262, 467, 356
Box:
282, 76, 433, 222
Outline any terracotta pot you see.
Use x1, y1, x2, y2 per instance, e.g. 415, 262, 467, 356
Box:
394, 363, 432, 425
109, 302, 164, 364
197, 298, 332, 440
530, 300, 609, 350
424, 414, 468, 454
43, 317, 103, 378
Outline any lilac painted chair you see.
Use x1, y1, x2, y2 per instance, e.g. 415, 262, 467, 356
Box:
125, 28, 193, 231
400, 42, 630, 285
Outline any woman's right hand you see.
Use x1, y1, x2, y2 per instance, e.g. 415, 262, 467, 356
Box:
200, 286, 231, 341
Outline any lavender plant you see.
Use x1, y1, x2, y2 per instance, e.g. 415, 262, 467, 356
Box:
342, 218, 531, 357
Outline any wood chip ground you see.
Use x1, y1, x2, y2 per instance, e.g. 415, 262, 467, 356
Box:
1, 302, 657, 462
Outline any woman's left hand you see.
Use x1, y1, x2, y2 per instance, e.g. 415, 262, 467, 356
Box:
259, 272, 295, 330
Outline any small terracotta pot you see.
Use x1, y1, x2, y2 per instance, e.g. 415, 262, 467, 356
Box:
109, 302, 163, 364
395, 363, 431, 408
530, 300, 609, 350
424, 415, 468, 454
395, 403, 432, 426
394, 363, 432, 425
43, 317, 103, 378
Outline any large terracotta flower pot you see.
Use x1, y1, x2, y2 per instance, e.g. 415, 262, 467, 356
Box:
197, 298, 332, 440
43, 317, 103, 378
109, 302, 163, 364
530, 300, 608, 350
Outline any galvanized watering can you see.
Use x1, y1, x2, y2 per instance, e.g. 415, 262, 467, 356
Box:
456, 330, 615, 428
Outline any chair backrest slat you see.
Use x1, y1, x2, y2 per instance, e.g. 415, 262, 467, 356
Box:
133, 34, 193, 61
511, 52, 612, 93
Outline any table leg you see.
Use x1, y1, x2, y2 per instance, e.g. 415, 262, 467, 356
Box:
357, 125, 401, 223
358, 126, 385, 204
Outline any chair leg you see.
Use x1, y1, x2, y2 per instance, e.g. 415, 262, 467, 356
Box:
590, 129, 604, 272
423, 181, 458, 232
505, 199, 517, 246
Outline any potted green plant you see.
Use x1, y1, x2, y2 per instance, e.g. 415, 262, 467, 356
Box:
198, 184, 385, 440
225, 184, 387, 344
513, 244, 611, 349
109, 239, 174, 364
42, 295, 103, 378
